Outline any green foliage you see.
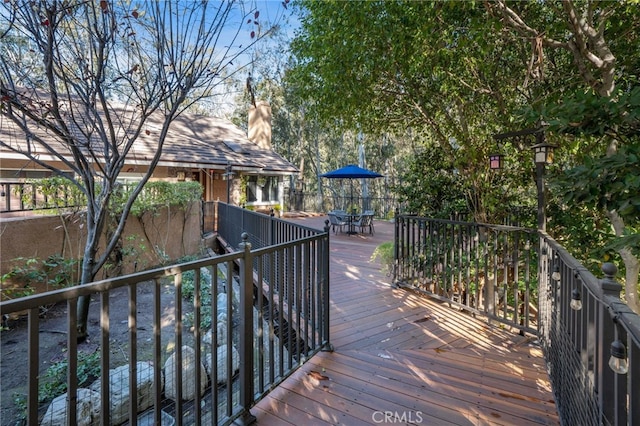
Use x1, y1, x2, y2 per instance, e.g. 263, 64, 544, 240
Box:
1, 255, 79, 298
102, 234, 150, 275
370, 241, 395, 276
556, 145, 640, 224
239, 176, 249, 206
19, 178, 202, 217
395, 148, 468, 218
38, 351, 101, 403
539, 87, 640, 140
181, 265, 215, 330
549, 144, 640, 262
549, 202, 623, 272
287, 1, 537, 221
13, 394, 26, 421
15, 177, 85, 212
117, 181, 203, 217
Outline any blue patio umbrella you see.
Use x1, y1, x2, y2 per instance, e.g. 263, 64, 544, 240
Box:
320, 164, 383, 211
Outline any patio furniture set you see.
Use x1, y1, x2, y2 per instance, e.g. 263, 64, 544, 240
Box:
328, 210, 375, 235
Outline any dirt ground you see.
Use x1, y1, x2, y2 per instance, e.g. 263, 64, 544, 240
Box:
1, 281, 188, 426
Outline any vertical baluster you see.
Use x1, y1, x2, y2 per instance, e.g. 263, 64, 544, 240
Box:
153, 279, 163, 426
174, 273, 183, 424
193, 268, 202, 422
211, 266, 219, 426
128, 284, 138, 425
67, 299, 78, 426
238, 233, 256, 424
256, 255, 265, 394
100, 292, 110, 426
27, 308, 39, 426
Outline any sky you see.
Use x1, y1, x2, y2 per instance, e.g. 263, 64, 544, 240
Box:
201, 0, 301, 117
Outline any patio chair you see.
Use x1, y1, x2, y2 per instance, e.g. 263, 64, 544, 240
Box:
353, 212, 374, 234
363, 210, 376, 234
328, 212, 347, 234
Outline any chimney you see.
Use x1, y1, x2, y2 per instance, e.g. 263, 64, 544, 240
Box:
248, 101, 272, 150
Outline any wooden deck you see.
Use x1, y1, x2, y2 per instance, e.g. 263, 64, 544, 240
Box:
252, 215, 559, 425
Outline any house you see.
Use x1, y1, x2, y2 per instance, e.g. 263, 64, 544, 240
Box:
0, 99, 297, 213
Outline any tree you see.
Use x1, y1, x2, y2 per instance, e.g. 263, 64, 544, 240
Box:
287, 1, 542, 222
489, 0, 640, 312
0, 0, 276, 339
395, 146, 467, 218
287, 0, 639, 311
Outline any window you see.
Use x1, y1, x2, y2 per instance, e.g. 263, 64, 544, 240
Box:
246, 176, 279, 202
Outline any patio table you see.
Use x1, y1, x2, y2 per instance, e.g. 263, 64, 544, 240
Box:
345, 213, 360, 235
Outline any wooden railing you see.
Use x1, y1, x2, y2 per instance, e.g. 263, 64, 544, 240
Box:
0, 202, 331, 425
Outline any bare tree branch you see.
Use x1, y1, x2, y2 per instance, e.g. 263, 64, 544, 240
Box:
492, 0, 616, 96
0, 0, 276, 338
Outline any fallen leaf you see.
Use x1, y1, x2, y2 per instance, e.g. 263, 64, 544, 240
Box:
308, 371, 329, 381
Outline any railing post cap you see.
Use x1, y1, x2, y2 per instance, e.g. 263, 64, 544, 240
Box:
601, 262, 622, 294
602, 262, 617, 277
239, 232, 251, 250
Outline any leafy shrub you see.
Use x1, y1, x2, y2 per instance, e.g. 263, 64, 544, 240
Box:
182, 266, 214, 330
20, 178, 202, 217
371, 241, 395, 276
38, 351, 101, 403
1, 255, 79, 300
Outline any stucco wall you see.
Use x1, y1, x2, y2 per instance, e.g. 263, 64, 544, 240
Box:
0, 202, 203, 296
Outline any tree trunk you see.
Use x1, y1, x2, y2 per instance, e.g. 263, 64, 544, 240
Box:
606, 209, 640, 314
76, 225, 99, 341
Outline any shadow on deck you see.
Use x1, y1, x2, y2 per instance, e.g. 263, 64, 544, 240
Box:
253, 216, 559, 425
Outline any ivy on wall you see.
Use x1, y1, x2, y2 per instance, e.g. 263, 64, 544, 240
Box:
16, 178, 202, 216
2, 180, 203, 300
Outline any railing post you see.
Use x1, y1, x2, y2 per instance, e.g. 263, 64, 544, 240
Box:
598, 262, 623, 425
237, 233, 256, 425
322, 220, 333, 352
393, 208, 399, 287
1, 183, 6, 211
270, 208, 275, 246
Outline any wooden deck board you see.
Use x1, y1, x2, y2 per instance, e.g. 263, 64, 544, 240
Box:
252, 216, 559, 425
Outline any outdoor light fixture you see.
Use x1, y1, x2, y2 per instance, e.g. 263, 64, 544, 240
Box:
608, 313, 629, 374
570, 287, 582, 311
551, 264, 561, 282
609, 339, 629, 375
224, 162, 234, 204
531, 141, 555, 165
177, 171, 186, 181
491, 125, 556, 231
489, 153, 503, 170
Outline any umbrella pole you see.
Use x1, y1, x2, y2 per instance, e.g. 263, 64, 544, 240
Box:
346, 180, 357, 235
350, 180, 354, 213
